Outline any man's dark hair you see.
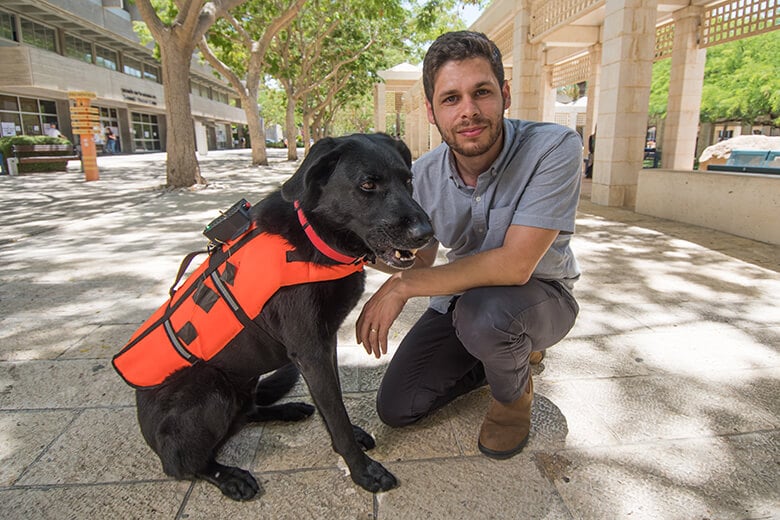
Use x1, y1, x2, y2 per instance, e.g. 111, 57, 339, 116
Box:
422, 31, 504, 104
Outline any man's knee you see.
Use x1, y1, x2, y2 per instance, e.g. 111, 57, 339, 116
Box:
452, 288, 516, 357
376, 388, 420, 428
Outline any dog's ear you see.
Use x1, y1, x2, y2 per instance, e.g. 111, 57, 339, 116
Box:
389, 137, 412, 168
281, 137, 342, 202
370, 133, 412, 168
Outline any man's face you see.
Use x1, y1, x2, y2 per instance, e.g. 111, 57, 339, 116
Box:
425, 57, 510, 159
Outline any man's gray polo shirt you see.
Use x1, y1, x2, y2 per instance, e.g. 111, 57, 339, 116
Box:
412, 118, 582, 313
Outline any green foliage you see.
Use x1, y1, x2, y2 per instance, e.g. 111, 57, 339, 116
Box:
651, 30, 780, 126
0, 135, 73, 174
648, 58, 670, 125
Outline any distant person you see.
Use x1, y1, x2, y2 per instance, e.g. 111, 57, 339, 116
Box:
104, 127, 118, 154
584, 130, 596, 178
46, 122, 63, 138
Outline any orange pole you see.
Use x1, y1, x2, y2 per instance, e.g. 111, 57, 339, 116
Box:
68, 91, 100, 182
79, 132, 99, 181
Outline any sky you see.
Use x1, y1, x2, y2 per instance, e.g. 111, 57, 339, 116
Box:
460, 2, 482, 27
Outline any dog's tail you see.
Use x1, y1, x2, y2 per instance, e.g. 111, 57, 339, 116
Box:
254, 363, 301, 406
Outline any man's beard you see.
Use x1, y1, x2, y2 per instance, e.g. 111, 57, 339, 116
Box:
435, 114, 504, 158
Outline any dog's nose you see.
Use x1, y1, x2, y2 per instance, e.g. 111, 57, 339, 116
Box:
408, 215, 434, 243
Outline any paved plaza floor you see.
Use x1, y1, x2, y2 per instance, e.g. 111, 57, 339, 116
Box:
0, 148, 778, 519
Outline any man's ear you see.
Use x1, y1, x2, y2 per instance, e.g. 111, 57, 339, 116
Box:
502, 80, 511, 111
281, 137, 341, 202
425, 99, 436, 125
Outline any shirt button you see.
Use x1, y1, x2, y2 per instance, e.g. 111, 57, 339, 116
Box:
475, 196, 481, 202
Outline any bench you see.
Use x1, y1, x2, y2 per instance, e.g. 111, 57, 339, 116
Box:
12, 144, 80, 164
706, 149, 780, 175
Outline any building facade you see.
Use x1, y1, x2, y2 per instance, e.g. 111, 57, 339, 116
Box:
0, 0, 247, 154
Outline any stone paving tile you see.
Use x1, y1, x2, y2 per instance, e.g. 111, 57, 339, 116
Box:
59, 323, 142, 360
16, 407, 162, 485
546, 436, 780, 520
0, 409, 78, 486
0, 481, 190, 520
0, 319, 100, 361
377, 456, 573, 519
560, 372, 776, 445
182, 468, 374, 520
0, 359, 134, 409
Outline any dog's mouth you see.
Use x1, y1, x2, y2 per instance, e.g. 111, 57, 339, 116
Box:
378, 247, 419, 269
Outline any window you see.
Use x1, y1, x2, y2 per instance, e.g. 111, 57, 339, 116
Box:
96, 45, 118, 71
132, 112, 161, 151
20, 18, 56, 51
0, 95, 61, 137
0, 95, 18, 111
143, 64, 159, 83
123, 56, 142, 78
0, 95, 20, 137
0, 11, 16, 41
214, 91, 229, 104
65, 34, 92, 64
39, 99, 57, 115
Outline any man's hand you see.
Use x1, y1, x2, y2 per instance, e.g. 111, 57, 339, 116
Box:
356, 273, 408, 358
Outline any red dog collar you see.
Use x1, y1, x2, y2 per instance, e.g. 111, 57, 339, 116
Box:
294, 200, 365, 265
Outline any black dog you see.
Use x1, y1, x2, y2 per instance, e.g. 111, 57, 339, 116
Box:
134, 134, 433, 500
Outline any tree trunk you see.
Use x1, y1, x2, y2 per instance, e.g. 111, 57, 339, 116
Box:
241, 89, 268, 166
284, 89, 298, 161
160, 43, 203, 187
301, 114, 311, 155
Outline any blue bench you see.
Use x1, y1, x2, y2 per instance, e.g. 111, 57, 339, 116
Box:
706, 149, 780, 175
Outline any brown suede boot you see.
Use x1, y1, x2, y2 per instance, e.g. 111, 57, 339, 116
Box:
529, 350, 545, 365
477, 375, 533, 460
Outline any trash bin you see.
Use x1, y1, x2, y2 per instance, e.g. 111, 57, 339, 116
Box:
7, 157, 19, 176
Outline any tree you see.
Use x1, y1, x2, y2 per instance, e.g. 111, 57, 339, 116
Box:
268, 0, 407, 158
135, 0, 247, 188
701, 31, 780, 125
198, 0, 306, 166
650, 31, 780, 127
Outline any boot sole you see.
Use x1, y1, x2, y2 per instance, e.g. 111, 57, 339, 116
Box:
477, 435, 530, 460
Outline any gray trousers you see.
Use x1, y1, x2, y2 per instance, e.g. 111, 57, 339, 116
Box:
376, 279, 579, 427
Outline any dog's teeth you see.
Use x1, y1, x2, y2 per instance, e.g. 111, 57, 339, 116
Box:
395, 250, 402, 259
410, 248, 418, 255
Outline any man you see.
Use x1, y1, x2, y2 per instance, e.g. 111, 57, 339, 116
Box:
46, 122, 63, 138
356, 31, 581, 460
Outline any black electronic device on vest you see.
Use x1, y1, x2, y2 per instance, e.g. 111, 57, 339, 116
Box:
203, 198, 252, 244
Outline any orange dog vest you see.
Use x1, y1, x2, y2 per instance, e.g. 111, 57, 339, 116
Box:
113, 227, 364, 388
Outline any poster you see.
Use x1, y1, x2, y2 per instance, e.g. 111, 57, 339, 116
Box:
1, 122, 15, 137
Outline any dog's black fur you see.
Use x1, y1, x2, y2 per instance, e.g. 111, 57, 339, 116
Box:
135, 133, 433, 501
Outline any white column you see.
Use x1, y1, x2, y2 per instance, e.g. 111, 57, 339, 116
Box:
661, 6, 706, 170
511, 6, 544, 121
584, 43, 602, 147
592, 0, 658, 208
374, 83, 387, 134
541, 63, 556, 123
194, 120, 208, 156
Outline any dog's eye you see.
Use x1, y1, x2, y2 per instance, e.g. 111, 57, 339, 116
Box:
361, 181, 377, 191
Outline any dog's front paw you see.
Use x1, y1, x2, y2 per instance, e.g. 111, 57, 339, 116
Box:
352, 425, 376, 450
212, 466, 261, 501
352, 457, 398, 493
246, 402, 315, 422
278, 402, 315, 421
